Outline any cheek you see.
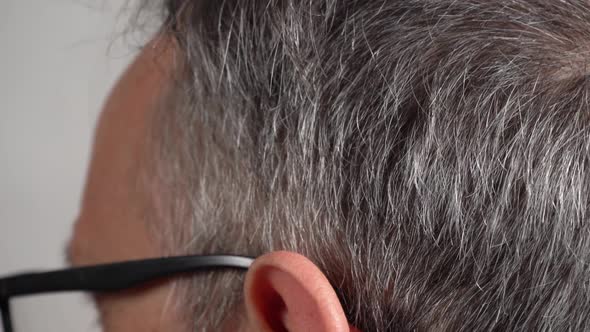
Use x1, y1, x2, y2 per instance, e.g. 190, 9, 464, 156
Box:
94, 279, 183, 331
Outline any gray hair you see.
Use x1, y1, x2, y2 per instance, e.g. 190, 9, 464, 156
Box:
141, 0, 590, 331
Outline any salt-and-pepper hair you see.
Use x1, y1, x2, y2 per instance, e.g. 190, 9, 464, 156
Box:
142, 1, 590, 330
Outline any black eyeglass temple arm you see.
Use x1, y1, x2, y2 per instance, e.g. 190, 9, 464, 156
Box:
1, 298, 12, 332
0, 255, 253, 299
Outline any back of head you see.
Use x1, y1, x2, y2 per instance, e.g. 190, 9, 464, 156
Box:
147, 0, 590, 330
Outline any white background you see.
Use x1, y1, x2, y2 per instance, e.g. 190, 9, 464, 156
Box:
0, 1, 152, 330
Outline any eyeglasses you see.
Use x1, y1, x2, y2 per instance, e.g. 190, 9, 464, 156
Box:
0, 255, 254, 332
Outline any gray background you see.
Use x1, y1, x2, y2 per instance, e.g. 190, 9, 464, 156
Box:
0, 1, 150, 330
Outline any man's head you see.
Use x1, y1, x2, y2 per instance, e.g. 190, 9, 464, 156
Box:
69, 0, 590, 331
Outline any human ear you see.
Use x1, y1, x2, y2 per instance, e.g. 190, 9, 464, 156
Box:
243, 251, 359, 332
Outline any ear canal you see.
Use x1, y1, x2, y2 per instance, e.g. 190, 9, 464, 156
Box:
247, 265, 289, 332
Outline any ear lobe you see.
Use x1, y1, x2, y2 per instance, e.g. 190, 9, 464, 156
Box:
243, 251, 358, 332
